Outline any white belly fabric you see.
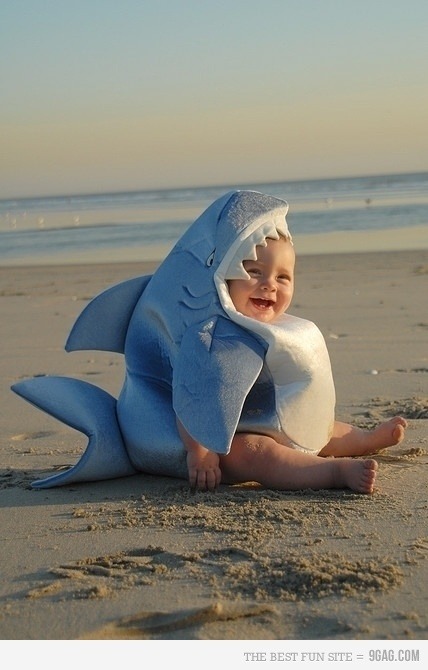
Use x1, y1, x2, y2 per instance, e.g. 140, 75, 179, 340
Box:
224, 311, 336, 454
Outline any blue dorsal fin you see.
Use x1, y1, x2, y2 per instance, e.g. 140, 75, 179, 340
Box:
66, 274, 152, 354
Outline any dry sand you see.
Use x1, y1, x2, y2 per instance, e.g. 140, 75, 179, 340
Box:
0, 244, 427, 642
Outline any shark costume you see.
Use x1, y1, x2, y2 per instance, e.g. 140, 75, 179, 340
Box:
12, 190, 336, 489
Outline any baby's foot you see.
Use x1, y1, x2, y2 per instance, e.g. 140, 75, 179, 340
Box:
335, 458, 378, 494
362, 416, 407, 455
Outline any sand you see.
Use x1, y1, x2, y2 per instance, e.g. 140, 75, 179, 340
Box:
0, 241, 427, 645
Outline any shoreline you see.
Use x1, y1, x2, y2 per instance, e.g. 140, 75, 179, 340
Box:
0, 223, 427, 267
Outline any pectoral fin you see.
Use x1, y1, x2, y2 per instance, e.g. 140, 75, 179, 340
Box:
173, 316, 265, 454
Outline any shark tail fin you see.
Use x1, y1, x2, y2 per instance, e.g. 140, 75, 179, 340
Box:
11, 376, 137, 488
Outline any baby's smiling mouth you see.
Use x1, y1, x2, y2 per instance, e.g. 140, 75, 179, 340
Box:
250, 298, 275, 310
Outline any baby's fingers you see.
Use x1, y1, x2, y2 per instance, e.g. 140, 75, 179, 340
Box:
188, 467, 207, 492
188, 468, 221, 492
206, 467, 221, 492
195, 469, 208, 491
188, 467, 198, 492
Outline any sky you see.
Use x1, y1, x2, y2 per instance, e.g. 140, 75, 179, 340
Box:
1, 0, 428, 198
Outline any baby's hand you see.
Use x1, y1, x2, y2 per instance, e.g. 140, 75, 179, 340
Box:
176, 417, 221, 492
186, 445, 221, 492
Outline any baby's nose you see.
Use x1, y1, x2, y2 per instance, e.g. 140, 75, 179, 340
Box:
261, 276, 276, 290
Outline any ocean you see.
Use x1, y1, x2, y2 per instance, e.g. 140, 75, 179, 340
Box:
1, 171, 427, 265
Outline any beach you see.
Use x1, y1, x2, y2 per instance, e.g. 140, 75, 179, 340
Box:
1, 236, 427, 644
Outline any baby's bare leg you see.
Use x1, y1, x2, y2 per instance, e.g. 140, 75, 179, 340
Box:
220, 434, 378, 494
319, 416, 408, 458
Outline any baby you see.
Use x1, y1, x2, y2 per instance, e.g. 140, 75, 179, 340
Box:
12, 189, 408, 492
178, 234, 407, 495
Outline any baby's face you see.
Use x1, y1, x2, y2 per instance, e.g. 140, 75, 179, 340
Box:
227, 237, 295, 323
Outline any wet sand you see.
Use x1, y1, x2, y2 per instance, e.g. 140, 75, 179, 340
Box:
0, 245, 427, 642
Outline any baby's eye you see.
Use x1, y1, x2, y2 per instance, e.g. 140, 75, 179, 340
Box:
278, 274, 291, 282
246, 267, 262, 276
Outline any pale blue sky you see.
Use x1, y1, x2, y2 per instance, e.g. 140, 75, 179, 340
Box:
1, 0, 427, 197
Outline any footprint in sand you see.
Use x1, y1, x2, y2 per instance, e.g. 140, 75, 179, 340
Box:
25, 547, 185, 602
360, 397, 428, 421
0, 470, 33, 489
